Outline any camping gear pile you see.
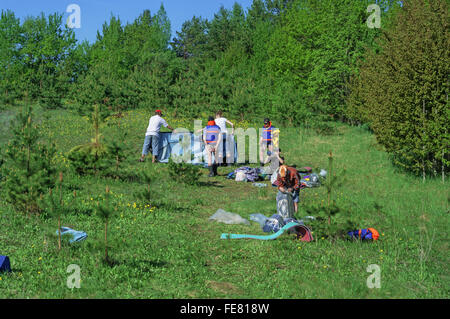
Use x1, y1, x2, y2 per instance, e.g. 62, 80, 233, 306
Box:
348, 228, 380, 241
227, 166, 262, 182
276, 191, 295, 219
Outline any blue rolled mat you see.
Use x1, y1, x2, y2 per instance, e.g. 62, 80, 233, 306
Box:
220, 222, 301, 241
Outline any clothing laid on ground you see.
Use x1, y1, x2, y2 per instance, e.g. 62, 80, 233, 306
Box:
145, 115, 169, 136
232, 166, 261, 182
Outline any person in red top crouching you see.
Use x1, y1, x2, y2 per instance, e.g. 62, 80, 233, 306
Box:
276, 165, 301, 213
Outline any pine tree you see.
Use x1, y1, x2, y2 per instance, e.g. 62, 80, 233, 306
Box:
347, 0, 449, 176
104, 132, 127, 179
97, 186, 115, 262
302, 151, 352, 240
1, 106, 56, 214
41, 172, 73, 250
68, 105, 108, 175
135, 170, 153, 207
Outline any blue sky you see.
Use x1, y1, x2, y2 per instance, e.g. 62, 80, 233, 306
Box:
1, 0, 255, 43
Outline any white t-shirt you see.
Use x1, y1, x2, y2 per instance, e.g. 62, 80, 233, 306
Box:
145, 115, 168, 136
215, 117, 228, 134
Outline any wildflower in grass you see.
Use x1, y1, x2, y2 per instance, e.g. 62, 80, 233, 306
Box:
38, 257, 42, 261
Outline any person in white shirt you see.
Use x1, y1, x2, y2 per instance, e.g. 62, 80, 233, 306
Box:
139, 110, 174, 163
215, 111, 234, 166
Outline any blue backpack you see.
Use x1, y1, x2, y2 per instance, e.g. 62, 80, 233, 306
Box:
0, 255, 11, 273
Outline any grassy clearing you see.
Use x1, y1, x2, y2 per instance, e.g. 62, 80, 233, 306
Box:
0, 105, 448, 298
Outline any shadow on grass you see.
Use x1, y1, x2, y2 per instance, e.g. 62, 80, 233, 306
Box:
197, 181, 224, 188
102, 257, 167, 271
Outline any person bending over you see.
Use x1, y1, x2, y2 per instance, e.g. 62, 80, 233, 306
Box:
139, 109, 174, 163
276, 165, 301, 213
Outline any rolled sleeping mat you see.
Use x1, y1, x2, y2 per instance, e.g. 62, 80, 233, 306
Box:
221, 222, 313, 242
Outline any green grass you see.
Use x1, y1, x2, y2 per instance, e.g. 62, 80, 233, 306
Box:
0, 105, 448, 298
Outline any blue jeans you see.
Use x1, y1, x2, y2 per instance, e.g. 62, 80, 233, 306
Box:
142, 135, 160, 157
292, 189, 300, 203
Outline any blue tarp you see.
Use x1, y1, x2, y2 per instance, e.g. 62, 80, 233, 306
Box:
156, 132, 238, 166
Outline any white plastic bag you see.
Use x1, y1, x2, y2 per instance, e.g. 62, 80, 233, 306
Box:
235, 171, 247, 182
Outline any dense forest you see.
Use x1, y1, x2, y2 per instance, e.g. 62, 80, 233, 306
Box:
0, 0, 448, 176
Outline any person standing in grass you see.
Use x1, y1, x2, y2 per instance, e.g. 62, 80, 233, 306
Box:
260, 118, 276, 166
203, 116, 222, 177
215, 110, 234, 166
277, 165, 301, 213
139, 110, 174, 163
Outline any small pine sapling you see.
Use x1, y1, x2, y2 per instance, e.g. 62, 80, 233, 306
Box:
68, 105, 108, 175
42, 172, 74, 250
105, 132, 127, 179
97, 186, 115, 262
303, 151, 353, 240
1, 106, 56, 214
168, 157, 201, 186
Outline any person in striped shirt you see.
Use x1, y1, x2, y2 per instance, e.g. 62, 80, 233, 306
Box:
203, 116, 222, 177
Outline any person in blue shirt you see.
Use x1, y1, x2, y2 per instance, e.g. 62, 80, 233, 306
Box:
260, 118, 276, 166
203, 116, 222, 177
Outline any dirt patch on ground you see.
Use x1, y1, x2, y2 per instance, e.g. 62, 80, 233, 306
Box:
206, 280, 243, 295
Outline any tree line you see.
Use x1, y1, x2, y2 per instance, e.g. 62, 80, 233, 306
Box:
0, 0, 448, 176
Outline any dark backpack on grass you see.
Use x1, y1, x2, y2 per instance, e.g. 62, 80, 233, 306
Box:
0, 255, 11, 272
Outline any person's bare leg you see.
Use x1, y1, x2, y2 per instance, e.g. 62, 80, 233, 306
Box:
207, 147, 213, 167
208, 149, 214, 177
259, 144, 265, 165
294, 202, 298, 213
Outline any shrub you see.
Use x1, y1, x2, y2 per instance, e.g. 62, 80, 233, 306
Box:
0, 106, 56, 214
347, 0, 449, 177
168, 157, 202, 186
